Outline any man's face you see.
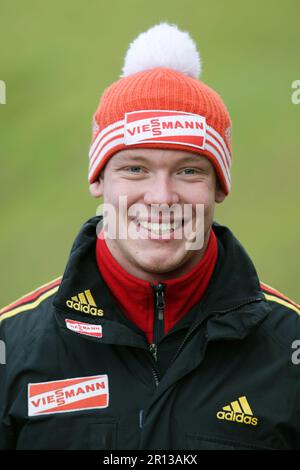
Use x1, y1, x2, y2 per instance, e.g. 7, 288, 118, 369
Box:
90, 148, 225, 281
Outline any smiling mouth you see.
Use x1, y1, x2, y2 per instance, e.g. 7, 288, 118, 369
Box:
135, 219, 184, 235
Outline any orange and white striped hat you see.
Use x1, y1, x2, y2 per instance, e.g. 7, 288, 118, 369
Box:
88, 23, 232, 194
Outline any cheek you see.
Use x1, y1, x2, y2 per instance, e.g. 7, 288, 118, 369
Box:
104, 179, 141, 207
103, 180, 125, 207
190, 188, 216, 231
189, 187, 216, 214
203, 198, 216, 224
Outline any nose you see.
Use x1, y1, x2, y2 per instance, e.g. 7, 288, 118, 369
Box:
143, 173, 180, 205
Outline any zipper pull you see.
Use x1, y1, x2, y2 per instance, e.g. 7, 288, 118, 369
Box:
154, 282, 165, 320
149, 343, 158, 361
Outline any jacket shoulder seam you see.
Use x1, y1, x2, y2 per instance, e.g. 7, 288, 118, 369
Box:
260, 282, 300, 315
263, 293, 300, 316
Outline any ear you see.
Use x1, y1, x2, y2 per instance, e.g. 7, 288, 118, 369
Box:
215, 185, 226, 204
89, 179, 104, 198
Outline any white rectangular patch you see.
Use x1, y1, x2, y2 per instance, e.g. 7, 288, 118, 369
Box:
65, 318, 103, 338
28, 375, 109, 416
124, 110, 206, 149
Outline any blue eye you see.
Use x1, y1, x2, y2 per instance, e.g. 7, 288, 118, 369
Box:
129, 166, 142, 173
127, 166, 142, 173
120, 165, 147, 176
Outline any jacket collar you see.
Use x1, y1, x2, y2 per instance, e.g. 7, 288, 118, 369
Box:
53, 216, 134, 325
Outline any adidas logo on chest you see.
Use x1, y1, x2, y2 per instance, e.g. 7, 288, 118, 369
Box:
66, 290, 104, 317
217, 396, 258, 426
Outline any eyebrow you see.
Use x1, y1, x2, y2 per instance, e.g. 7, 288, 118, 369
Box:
173, 155, 209, 166
112, 155, 152, 164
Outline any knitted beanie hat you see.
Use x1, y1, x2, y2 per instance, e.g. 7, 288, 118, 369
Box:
89, 23, 232, 194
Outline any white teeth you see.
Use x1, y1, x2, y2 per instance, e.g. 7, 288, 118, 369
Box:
138, 220, 182, 234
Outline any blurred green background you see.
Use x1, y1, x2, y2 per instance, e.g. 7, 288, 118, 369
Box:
0, 0, 299, 307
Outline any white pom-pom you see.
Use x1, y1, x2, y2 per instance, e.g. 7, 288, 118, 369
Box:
122, 23, 201, 79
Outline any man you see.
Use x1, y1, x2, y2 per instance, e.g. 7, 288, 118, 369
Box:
0, 23, 299, 450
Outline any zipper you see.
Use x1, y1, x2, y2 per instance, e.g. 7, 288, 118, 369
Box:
144, 346, 160, 387
149, 282, 166, 363
151, 367, 160, 387
149, 343, 158, 361
147, 283, 166, 386
169, 297, 265, 367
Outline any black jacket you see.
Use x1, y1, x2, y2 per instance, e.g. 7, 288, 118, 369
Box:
0, 217, 299, 450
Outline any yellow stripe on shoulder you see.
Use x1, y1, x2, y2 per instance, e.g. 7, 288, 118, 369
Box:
260, 281, 299, 307
264, 293, 300, 316
0, 284, 60, 323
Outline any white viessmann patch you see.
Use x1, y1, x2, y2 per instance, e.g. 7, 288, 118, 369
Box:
124, 110, 206, 149
28, 375, 109, 416
65, 319, 103, 338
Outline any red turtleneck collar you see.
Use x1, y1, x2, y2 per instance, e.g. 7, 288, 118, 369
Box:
96, 229, 218, 344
